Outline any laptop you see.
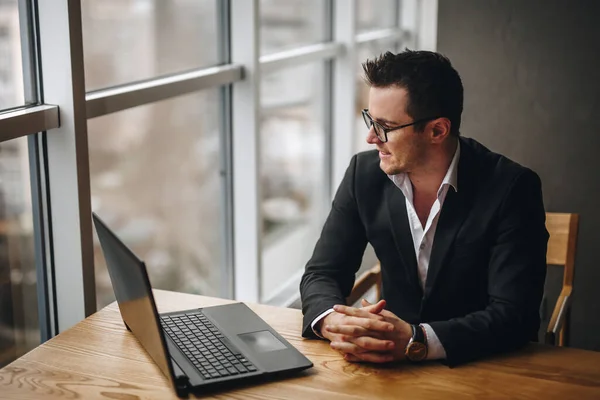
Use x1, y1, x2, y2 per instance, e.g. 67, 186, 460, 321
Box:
92, 212, 313, 397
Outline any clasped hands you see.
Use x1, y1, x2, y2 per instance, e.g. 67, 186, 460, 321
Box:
319, 299, 413, 363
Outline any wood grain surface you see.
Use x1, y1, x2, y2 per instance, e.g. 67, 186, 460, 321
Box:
1, 290, 599, 399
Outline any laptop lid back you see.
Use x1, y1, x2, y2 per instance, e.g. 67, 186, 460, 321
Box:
92, 213, 180, 390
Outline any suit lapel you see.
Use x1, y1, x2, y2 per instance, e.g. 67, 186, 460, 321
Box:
424, 141, 475, 298
385, 182, 422, 295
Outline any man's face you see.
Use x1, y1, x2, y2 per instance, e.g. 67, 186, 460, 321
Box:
365, 86, 429, 176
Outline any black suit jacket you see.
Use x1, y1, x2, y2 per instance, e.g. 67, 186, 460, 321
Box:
300, 137, 548, 366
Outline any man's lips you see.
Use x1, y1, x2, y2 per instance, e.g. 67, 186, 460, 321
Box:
378, 148, 391, 156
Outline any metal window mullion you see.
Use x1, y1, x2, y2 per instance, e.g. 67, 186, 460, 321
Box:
331, 0, 357, 193
85, 64, 243, 119
17, 0, 38, 104
231, 0, 261, 302
315, 0, 332, 219
27, 133, 54, 341
396, 0, 404, 52
396, 0, 403, 29
37, 0, 96, 331
217, 0, 235, 299
355, 27, 405, 44
38, 131, 59, 338
417, 0, 438, 51
0, 105, 59, 141
259, 42, 345, 74
400, 0, 418, 49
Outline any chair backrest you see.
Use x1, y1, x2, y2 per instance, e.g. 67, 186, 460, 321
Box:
545, 212, 579, 288
347, 264, 381, 306
544, 212, 579, 346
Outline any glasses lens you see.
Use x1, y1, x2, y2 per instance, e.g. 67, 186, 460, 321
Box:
362, 111, 371, 129
373, 123, 385, 142
363, 111, 386, 142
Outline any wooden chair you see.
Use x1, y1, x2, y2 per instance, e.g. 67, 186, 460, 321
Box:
347, 212, 579, 347
346, 263, 381, 306
544, 213, 579, 346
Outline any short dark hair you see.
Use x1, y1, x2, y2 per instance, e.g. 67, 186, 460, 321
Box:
362, 49, 463, 136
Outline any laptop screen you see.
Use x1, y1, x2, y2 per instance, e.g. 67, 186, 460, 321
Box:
92, 213, 175, 385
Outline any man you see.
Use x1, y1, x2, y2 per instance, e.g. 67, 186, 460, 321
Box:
299, 50, 548, 366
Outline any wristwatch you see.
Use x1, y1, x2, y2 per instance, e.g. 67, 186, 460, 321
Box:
404, 324, 428, 362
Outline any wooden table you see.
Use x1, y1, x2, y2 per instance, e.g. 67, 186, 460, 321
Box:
1, 290, 600, 399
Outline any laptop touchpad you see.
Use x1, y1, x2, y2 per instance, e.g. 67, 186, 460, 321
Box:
238, 331, 286, 353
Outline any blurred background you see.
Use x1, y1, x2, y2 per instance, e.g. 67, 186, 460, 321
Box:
1, 0, 599, 368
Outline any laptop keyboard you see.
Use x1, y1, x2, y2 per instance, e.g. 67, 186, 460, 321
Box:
161, 312, 258, 380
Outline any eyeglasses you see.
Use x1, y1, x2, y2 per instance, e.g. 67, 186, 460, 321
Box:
362, 109, 439, 143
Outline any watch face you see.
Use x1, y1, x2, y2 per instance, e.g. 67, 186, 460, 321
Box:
406, 341, 427, 362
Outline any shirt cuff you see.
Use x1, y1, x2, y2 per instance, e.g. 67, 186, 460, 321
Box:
421, 323, 447, 360
311, 308, 336, 339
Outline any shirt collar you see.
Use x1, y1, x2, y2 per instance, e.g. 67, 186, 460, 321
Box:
388, 140, 461, 197
443, 140, 460, 193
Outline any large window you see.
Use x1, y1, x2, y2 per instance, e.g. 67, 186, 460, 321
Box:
81, 0, 219, 91
0, 0, 419, 366
88, 90, 224, 309
0, 137, 39, 367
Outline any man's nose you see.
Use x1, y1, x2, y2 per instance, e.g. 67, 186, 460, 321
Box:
366, 125, 381, 144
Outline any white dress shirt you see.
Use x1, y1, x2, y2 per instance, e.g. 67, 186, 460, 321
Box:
311, 142, 461, 360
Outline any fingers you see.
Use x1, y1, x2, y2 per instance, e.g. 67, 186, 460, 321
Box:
333, 304, 387, 322
350, 316, 394, 332
324, 324, 386, 340
361, 299, 386, 314
376, 310, 398, 321
360, 299, 396, 320
324, 324, 373, 337
330, 336, 394, 352
330, 309, 394, 333
358, 300, 403, 325
347, 335, 395, 351
330, 340, 368, 354
332, 336, 395, 363
344, 352, 394, 363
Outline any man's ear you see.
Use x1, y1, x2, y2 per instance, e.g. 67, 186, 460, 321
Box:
430, 118, 451, 141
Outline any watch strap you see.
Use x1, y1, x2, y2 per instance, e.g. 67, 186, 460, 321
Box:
412, 324, 426, 344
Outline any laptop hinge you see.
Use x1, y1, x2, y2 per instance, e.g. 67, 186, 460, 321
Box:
171, 357, 191, 395
175, 374, 190, 393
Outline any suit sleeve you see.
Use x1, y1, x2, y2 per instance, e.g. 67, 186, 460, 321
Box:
300, 155, 368, 338
429, 169, 549, 366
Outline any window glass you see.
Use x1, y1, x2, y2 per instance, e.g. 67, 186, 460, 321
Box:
82, 0, 219, 91
0, 0, 32, 109
260, 63, 327, 301
0, 137, 40, 367
260, 0, 326, 56
88, 90, 224, 309
356, 0, 398, 33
